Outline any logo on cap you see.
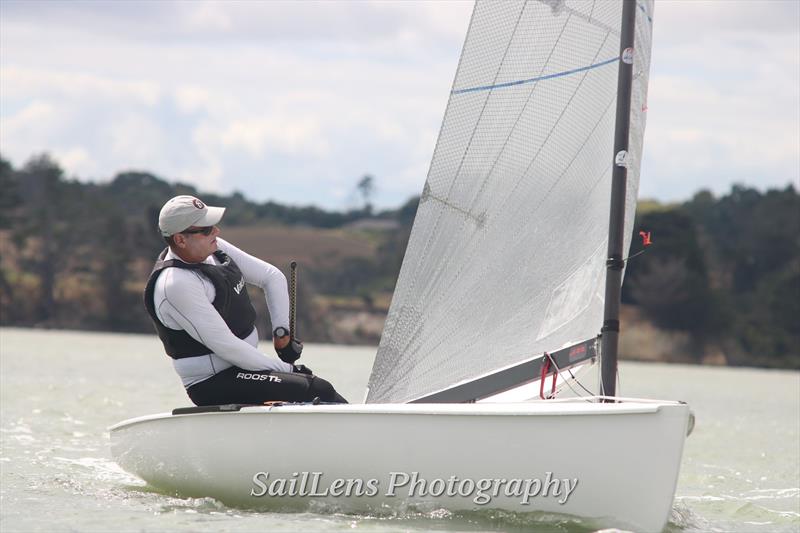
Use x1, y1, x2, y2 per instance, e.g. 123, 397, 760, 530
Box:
193, 199, 205, 210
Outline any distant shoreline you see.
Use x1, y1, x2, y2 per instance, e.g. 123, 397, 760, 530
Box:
2, 321, 795, 371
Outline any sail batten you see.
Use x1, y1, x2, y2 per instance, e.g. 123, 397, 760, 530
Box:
367, 0, 654, 404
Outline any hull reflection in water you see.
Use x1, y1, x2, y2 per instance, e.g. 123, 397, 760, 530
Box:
110, 398, 691, 532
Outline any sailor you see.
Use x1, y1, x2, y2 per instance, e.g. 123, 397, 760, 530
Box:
144, 195, 347, 406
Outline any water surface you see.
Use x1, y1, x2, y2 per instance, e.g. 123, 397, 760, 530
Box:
1, 328, 798, 532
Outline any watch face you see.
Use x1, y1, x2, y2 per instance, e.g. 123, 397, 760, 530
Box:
274, 327, 289, 337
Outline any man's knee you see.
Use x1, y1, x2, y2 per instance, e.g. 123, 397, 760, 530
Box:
308, 376, 347, 403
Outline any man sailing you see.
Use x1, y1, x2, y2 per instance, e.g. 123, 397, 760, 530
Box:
144, 195, 347, 406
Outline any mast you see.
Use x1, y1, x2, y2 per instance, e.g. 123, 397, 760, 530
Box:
600, 0, 637, 398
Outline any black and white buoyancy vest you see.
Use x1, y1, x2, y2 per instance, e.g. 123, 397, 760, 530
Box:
143, 249, 257, 359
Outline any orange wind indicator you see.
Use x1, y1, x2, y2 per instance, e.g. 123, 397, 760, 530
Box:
639, 231, 652, 247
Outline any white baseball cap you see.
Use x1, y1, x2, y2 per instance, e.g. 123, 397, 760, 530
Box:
158, 195, 225, 236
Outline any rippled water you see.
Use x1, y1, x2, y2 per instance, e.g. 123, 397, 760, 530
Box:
1, 327, 798, 532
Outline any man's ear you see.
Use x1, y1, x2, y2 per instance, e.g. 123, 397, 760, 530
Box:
172, 234, 187, 248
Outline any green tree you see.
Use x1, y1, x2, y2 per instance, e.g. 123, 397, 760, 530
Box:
624, 209, 721, 345
357, 175, 375, 215
0, 156, 19, 229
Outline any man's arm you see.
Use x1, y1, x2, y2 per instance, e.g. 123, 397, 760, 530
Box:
156, 268, 294, 372
216, 238, 294, 352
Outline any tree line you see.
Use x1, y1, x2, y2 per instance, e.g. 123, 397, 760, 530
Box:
0, 153, 797, 368
623, 186, 799, 368
0, 154, 414, 336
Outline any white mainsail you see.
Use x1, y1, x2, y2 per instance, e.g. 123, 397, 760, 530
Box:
367, 0, 654, 404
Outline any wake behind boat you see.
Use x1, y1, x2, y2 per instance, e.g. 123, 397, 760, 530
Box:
111, 1, 693, 531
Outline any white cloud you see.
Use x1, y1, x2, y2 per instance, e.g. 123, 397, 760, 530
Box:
1, 99, 57, 133
639, 0, 800, 200
173, 86, 212, 114
655, 0, 799, 37
0, 0, 473, 48
185, 1, 234, 33
1, 0, 796, 208
0, 99, 68, 165
54, 146, 94, 176
0, 65, 161, 106
109, 114, 168, 167
219, 115, 330, 158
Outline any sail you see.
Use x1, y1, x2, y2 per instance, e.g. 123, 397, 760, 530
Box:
367, 0, 655, 404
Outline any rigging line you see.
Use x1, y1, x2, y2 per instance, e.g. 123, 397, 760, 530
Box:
544, 354, 594, 401
451, 56, 617, 95
376, 1, 531, 367
567, 367, 596, 397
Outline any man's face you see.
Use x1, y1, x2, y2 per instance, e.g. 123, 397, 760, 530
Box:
174, 225, 220, 262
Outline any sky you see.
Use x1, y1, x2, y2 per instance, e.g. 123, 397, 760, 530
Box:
1, 0, 798, 210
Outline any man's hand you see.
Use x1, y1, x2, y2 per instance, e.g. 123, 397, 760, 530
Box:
275, 336, 303, 364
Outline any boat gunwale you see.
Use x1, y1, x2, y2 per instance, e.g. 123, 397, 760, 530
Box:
108, 396, 688, 432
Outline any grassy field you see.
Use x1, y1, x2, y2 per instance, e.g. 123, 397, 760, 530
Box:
221, 224, 379, 271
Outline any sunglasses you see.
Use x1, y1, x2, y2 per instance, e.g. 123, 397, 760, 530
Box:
180, 226, 215, 236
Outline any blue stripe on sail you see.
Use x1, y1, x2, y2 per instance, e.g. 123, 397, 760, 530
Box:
451, 56, 618, 95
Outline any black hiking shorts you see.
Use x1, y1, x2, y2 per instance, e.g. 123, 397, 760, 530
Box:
187, 366, 348, 406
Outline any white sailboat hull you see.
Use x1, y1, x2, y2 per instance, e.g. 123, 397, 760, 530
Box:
110, 398, 691, 532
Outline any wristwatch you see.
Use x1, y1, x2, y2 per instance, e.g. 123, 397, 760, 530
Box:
273, 327, 290, 338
